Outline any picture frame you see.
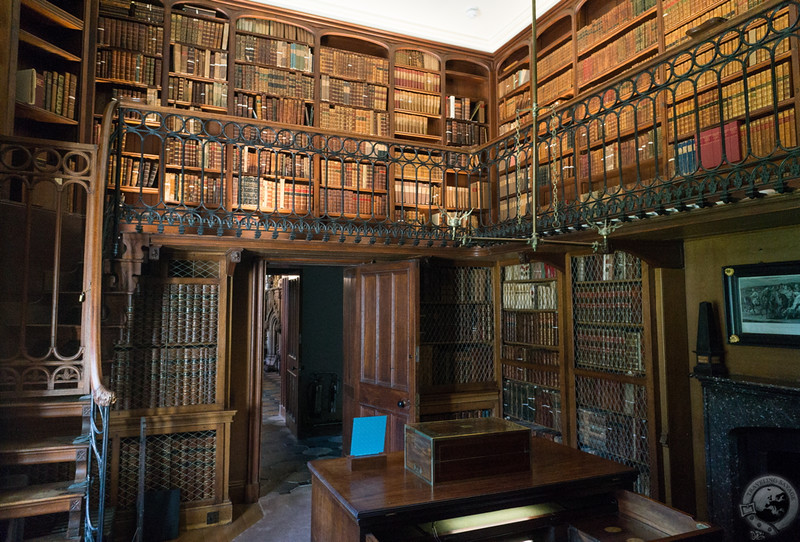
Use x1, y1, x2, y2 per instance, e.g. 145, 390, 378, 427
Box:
722, 261, 800, 348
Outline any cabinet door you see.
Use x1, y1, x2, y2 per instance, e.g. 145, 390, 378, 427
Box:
343, 260, 419, 453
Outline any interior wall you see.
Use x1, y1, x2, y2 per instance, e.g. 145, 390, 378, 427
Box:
684, 224, 800, 519
299, 266, 344, 436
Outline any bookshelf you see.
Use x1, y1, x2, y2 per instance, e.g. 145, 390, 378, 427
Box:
393, 48, 442, 143
231, 143, 313, 214
106, 252, 234, 533
501, 261, 564, 442
318, 144, 390, 219
496, 45, 532, 137
233, 16, 314, 124
568, 251, 656, 496
392, 148, 445, 224
318, 35, 390, 137
444, 58, 489, 146
536, 15, 575, 109
166, 4, 230, 112
13, 0, 89, 141
418, 260, 497, 422
662, 0, 766, 51
666, 6, 796, 182
576, 0, 659, 92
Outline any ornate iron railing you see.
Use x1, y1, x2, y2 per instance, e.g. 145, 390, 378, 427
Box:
106, 0, 800, 247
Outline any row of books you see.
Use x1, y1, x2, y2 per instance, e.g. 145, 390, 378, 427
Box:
232, 93, 310, 124
167, 77, 228, 108
446, 96, 485, 123
498, 68, 531, 99
418, 344, 494, 385
395, 50, 440, 71
577, 406, 648, 464
576, 0, 657, 54
319, 47, 390, 85
503, 281, 558, 311
319, 188, 387, 217
164, 172, 223, 206
235, 35, 313, 72
498, 90, 531, 124
578, 20, 658, 84
15, 68, 78, 120
111, 346, 217, 410
666, 0, 740, 49
232, 147, 312, 178
663, 0, 747, 34
395, 89, 440, 115
498, 169, 531, 198
503, 378, 562, 431
319, 104, 390, 137
538, 68, 574, 107
97, 16, 164, 56
577, 376, 645, 417
572, 290, 644, 322
115, 155, 159, 189
742, 108, 797, 157
397, 151, 445, 182
421, 410, 493, 422
584, 101, 654, 143
122, 282, 219, 347
505, 262, 558, 281
503, 311, 558, 347
502, 345, 560, 366
394, 180, 439, 206
164, 139, 224, 170
236, 17, 314, 45
574, 327, 643, 373
170, 44, 228, 80
498, 192, 530, 221
394, 67, 441, 93
445, 120, 488, 146
394, 112, 435, 136
96, 50, 162, 86
233, 65, 314, 100
502, 365, 559, 390
99, 0, 165, 23
231, 176, 311, 212
577, 128, 658, 179
117, 432, 216, 508
573, 252, 642, 282
321, 75, 388, 110
170, 12, 229, 50
538, 39, 572, 80
420, 266, 492, 304
321, 161, 388, 190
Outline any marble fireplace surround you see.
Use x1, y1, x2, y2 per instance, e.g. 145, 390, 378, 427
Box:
696, 374, 800, 541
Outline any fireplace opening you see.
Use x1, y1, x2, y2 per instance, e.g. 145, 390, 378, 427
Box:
732, 427, 800, 541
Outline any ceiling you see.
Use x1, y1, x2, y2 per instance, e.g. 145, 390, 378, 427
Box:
251, 0, 559, 53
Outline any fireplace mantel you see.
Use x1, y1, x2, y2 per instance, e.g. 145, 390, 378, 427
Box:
695, 374, 800, 541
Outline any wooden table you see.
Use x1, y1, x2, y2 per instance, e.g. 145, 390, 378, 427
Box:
309, 438, 639, 542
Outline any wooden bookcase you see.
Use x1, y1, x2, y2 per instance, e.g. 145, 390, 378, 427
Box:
106, 251, 235, 534
318, 145, 390, 219
417, 259, 498, 421
496, 44, 532, 137
444, 58, 489, 146
393, 48, 442, 143
500, 261, 565, 442
567, 251, 657, 497
12, 0, 90, 141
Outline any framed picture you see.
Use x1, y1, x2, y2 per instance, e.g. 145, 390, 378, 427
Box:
723, 261, 800, 348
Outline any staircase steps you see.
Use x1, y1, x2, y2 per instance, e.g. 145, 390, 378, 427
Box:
0, 481, 85, 520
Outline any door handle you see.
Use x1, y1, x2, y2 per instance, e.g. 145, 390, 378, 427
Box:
397, 399, 409, 408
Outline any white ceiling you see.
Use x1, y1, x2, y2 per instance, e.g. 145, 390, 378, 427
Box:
252, 0, 559, 53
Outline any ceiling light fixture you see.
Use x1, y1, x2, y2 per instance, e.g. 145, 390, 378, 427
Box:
465, 7, 480, 18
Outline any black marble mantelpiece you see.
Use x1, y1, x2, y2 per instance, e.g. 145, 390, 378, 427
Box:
695, 374, 800, 541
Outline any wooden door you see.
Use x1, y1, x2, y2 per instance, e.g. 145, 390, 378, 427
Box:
342, 261, 418, 454
281, 276, 301, 436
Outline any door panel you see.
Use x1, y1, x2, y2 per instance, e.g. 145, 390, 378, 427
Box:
343, 260, 418, 454
282, 276, 300, 436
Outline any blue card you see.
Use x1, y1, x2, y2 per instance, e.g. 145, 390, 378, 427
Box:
350, 415, 387, 456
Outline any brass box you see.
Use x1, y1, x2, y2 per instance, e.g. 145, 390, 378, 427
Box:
404, 417, 531, 484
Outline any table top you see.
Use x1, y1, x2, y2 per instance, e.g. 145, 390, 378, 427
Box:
308, 437, 638, 526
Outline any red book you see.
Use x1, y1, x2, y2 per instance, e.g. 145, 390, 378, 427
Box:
697, 121, 741, 169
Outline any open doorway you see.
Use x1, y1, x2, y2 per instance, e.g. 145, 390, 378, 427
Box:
258, 266, 344, 497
